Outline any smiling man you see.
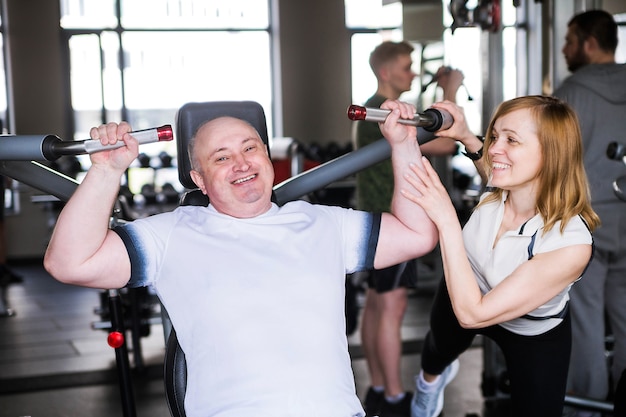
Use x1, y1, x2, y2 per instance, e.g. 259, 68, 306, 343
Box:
44, 101, 441, 417
188, 117, 276, 218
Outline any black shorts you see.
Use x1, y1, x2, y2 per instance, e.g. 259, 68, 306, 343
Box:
367, 260, 417, 294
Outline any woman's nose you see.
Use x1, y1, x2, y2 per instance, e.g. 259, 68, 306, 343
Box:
488, 139, 503, 155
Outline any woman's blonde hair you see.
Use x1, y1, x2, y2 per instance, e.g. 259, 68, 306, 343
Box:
479, 95, 600, 233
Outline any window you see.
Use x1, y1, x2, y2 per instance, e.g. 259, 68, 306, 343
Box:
616, 13, 626, 64
61, 0, 272, 192
500, 1, 520, 100
345, 0, 404, 106
0, 10, 8, 134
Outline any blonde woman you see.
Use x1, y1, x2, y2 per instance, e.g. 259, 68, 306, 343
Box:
403, 95, 600, 417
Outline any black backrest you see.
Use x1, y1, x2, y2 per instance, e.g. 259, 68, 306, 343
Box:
164, 328, 187, 417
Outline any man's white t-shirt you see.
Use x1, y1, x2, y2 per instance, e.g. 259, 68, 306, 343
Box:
115, 200, 378, 417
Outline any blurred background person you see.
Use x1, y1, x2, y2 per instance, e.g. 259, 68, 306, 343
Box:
353, 40, 463, 417
553, 10, 626, 415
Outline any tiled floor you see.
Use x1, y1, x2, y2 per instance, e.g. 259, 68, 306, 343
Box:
0, 262, 490, 417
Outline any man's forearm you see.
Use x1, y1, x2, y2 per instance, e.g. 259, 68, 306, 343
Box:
390, 140, 438, 239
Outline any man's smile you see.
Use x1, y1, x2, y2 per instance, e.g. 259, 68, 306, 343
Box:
232, 174, 257, 184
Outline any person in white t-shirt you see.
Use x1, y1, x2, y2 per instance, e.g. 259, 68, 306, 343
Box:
401, 95, 599, 417
43, 100, 440, 417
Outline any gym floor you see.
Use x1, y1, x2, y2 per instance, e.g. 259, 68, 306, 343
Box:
0, 262, 487, 417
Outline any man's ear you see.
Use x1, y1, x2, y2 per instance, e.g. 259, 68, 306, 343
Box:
189, 170, 207, 194
584, 35, 599, 55
379, 65, 390, 82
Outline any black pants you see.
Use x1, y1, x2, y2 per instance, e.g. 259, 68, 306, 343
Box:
422, 280, 571, 417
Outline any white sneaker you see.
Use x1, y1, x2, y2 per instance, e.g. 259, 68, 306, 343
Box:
411, 360, 460, 417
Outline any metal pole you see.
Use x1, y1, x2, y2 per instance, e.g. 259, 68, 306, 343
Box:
107, 289, 137, 417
